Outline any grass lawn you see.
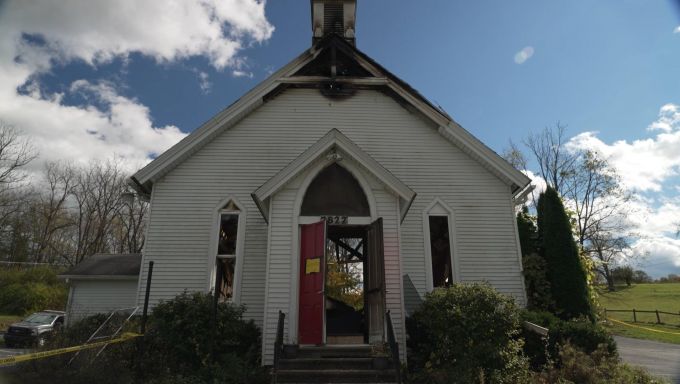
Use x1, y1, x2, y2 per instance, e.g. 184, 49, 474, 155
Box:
0, 314, 22, 332
0, 314, 22, 347
597, 283, 680, 344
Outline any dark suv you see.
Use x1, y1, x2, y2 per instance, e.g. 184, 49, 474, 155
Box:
4, 310, 65, 348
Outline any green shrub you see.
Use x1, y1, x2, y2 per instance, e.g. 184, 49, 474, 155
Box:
7, 292, 268, 384
522, 253, 554, 311
517, 206, 538, 256
537, 187, 594, 320
7, 314, 136, 384
406, 283, 530, 384
0, 267, 67, 315
521, 310, 616, 369
141, 292, 268, 384
532, 342, 662, 384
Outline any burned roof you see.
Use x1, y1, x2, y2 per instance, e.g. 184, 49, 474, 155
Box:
60, 253, 141, 279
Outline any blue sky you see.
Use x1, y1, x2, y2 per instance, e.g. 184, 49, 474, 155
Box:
1, 0, 679, 276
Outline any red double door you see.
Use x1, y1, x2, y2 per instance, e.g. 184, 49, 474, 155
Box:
298, 219, 385, 345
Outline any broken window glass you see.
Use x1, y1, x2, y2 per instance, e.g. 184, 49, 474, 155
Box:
218, 214, 239, 255
429, 216, 453, 288
217, 257, 235, 301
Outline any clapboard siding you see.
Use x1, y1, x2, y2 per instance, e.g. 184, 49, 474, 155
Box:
374, 188, 406, 361
67, 280, 137, 323
261, 189, 295, 363
138, 87, 525, 362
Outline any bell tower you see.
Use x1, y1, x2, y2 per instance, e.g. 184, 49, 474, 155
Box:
311, 0, 357, 46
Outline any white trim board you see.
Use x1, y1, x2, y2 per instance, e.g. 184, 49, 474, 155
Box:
205, 195, 247, 304
130, 36, 530, 198
288, 156, 379, 344
422, 197, 461, 292
252, 128, 416, 223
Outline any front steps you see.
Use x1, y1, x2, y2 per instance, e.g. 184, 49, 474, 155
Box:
274, 345, 398, 383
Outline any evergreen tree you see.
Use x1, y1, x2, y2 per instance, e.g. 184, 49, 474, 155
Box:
537, 187, 593, 320
517, 206, 537, 256
517, 207, 553, 310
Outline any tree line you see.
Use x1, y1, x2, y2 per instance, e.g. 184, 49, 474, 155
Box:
609, 266, 680, 286
505, 123, 641, 293
0, 122, 147, 266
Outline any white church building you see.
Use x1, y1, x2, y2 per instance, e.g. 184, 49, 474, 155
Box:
127, 0, 531, 366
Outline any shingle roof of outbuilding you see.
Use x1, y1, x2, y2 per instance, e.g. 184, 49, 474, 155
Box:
59, 253, 141, 279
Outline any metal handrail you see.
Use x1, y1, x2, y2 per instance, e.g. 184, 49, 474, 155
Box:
385, 310, 402, 384
273, 311, 285, 383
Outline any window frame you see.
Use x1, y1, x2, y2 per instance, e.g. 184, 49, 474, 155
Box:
422, 197, 459, 291
210, 198, 246, 303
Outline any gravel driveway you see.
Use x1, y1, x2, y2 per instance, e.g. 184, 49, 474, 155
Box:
615, 336, 680, 383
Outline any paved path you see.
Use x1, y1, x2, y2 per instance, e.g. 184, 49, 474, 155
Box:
615, 336, 680, 383
0, 347, 30, 359
0, 333, 31, 361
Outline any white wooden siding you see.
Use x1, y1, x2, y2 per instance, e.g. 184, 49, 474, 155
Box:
67, 280, 137, 323
259, 159, 406, 365
261, 189, 296, 362
138, 87, 525, 361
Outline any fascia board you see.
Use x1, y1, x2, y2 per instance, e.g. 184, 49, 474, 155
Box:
350, 48, 531, 192
254, 131, 338, 201
439, 124, 531, 189
380, 78, 530, 190
132, 47, 323, 186
333, 132, 416, 201
253, 129, 416, 211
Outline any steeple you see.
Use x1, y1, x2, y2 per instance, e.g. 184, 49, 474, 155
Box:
311, 0, 357, 46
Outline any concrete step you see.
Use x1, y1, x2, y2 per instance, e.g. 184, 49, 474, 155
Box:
275, 369, 397, 383
278, 357, 380, 370
287, 345, 375, 359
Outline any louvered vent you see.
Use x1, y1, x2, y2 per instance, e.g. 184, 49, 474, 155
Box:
323, 3, 344, 36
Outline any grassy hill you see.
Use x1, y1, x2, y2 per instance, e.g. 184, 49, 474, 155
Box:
597, 283, 680, 344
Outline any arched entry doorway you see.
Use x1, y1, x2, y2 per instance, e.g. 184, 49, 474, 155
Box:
297, 163, 385, 346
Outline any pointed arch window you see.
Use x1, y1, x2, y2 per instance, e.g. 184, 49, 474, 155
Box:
215, 199, 244, 302
423, 198, 458, 290
301, 163, 370, 216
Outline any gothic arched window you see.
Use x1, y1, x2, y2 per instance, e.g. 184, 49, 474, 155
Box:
301, 163, 370, 216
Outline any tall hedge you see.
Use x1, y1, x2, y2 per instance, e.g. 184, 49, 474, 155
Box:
537, 187, 593, 320
516, 207, 553, 310
516, 206, 537, 256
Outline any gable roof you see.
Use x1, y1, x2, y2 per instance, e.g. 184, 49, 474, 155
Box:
252, 128, 416, 223
59, 253, 141, 280
130, 34, 530, 197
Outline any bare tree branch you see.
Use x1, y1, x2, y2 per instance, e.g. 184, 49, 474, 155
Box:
523, 122, 577, 194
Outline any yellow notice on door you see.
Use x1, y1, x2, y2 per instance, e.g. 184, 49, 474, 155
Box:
306, 258, 320, 274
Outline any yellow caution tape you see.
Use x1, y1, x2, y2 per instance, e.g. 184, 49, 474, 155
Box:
607, 317, 680, 336
0, 332, 142, 367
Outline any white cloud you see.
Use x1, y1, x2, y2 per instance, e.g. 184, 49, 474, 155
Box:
647, 103, 680, 132
564, 103, 680, 277
198, 71, 212, 94
514, 46, 534, 64
0, 0, 274, 169
622, 196, 680, 238
567, 104, 680, 192
1, 0, 273, 71
631, 236, 680, 277
233, 70, 255, 78
522, 170, 547, 205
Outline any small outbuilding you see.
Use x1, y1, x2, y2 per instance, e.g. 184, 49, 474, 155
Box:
59, 253, 141, 325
